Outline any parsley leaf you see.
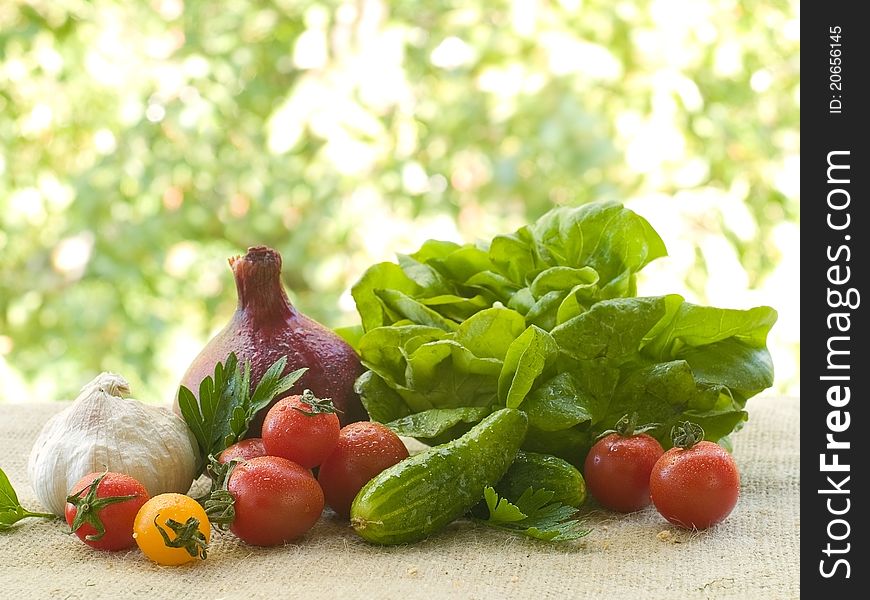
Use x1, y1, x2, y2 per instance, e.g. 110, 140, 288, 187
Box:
177, 353, 306, 471
476, 486, 591, 542
0, 466, 54, 531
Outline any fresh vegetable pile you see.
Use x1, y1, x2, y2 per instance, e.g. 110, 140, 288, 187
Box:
349, 201, 777, 461
1, 201, 777, 565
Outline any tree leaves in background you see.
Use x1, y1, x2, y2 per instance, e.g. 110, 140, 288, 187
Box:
0, 0, 798, 407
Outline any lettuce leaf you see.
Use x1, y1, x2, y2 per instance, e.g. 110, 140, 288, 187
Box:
350, 201, 777, 461
498, 326, 559, 409
385, 407, 491, 438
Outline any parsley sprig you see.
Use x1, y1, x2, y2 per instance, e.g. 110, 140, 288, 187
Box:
177, 353, 306, 472
0, 466, 54, 531
476, 486, 591, 542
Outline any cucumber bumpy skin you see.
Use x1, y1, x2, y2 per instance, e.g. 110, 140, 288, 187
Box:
350, 408, 528, 545
495, 451, 587, 508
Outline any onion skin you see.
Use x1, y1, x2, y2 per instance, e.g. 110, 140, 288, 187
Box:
175, 246, 367, 434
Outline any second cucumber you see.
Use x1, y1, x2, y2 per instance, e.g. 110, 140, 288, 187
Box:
350, 408, 528, 545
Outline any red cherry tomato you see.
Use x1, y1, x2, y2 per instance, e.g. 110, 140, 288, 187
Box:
318, 421, 409, 518
262, 390, 341, 468
219, 438, 267, 464
65, 471, 150, 551
227, 456, 324, 546
583, 415, 664, 513
650, 435, 740, 530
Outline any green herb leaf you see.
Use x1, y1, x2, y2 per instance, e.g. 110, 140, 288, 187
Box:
0, 466, 54, 531
477, 486, 590, 542
241, 358, 307, 435
177, 353, 306, 471
482, 486, 526, 522
0, 467, 21, 512
177, 354, 237, 472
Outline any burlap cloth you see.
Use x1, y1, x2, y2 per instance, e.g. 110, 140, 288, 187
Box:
0, 396, 798, 599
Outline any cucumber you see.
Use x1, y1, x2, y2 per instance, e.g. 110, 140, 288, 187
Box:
350, 408, 528, 545
495, 451, 587, 508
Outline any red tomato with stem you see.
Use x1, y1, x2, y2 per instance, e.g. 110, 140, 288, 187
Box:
65, 471, 150, 551
583, 413, 664, 513
262, 390, 341, 468
227, 456, 324, 546
318, 421, 409, 518
650, 422, 740, 529
219, 438, 267, 464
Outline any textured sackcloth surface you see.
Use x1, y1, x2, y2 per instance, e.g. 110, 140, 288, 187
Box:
0, 396, 798, 600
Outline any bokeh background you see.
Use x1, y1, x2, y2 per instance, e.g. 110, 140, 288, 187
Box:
0, 0, 799, 405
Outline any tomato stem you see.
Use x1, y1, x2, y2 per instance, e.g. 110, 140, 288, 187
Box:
201, 454, 238, 530
615, 413, 638, 436
598, 413, 661, 440
154, 514, 208, 560
670, 421, 705, 449
65, 470, 138, 541
291, 389, 341, 416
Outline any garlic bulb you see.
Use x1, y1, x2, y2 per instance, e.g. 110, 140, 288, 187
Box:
27, 372, 198, 515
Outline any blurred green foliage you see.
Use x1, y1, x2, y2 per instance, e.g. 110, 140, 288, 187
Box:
0, 0, 799, 404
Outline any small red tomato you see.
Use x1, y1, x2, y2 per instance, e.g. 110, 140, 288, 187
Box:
318, 421, 409, 518
65, 472, 150, 551
650, 422, 740, 530
262, 390, 341, 468
583, 414, 664, 513
219, 438, 268, 464
227, 456, 324, 546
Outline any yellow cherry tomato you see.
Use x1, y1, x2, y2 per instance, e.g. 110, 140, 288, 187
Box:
133, 493, 211, 565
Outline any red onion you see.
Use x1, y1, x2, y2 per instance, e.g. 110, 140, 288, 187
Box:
175, 246, 366, 434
